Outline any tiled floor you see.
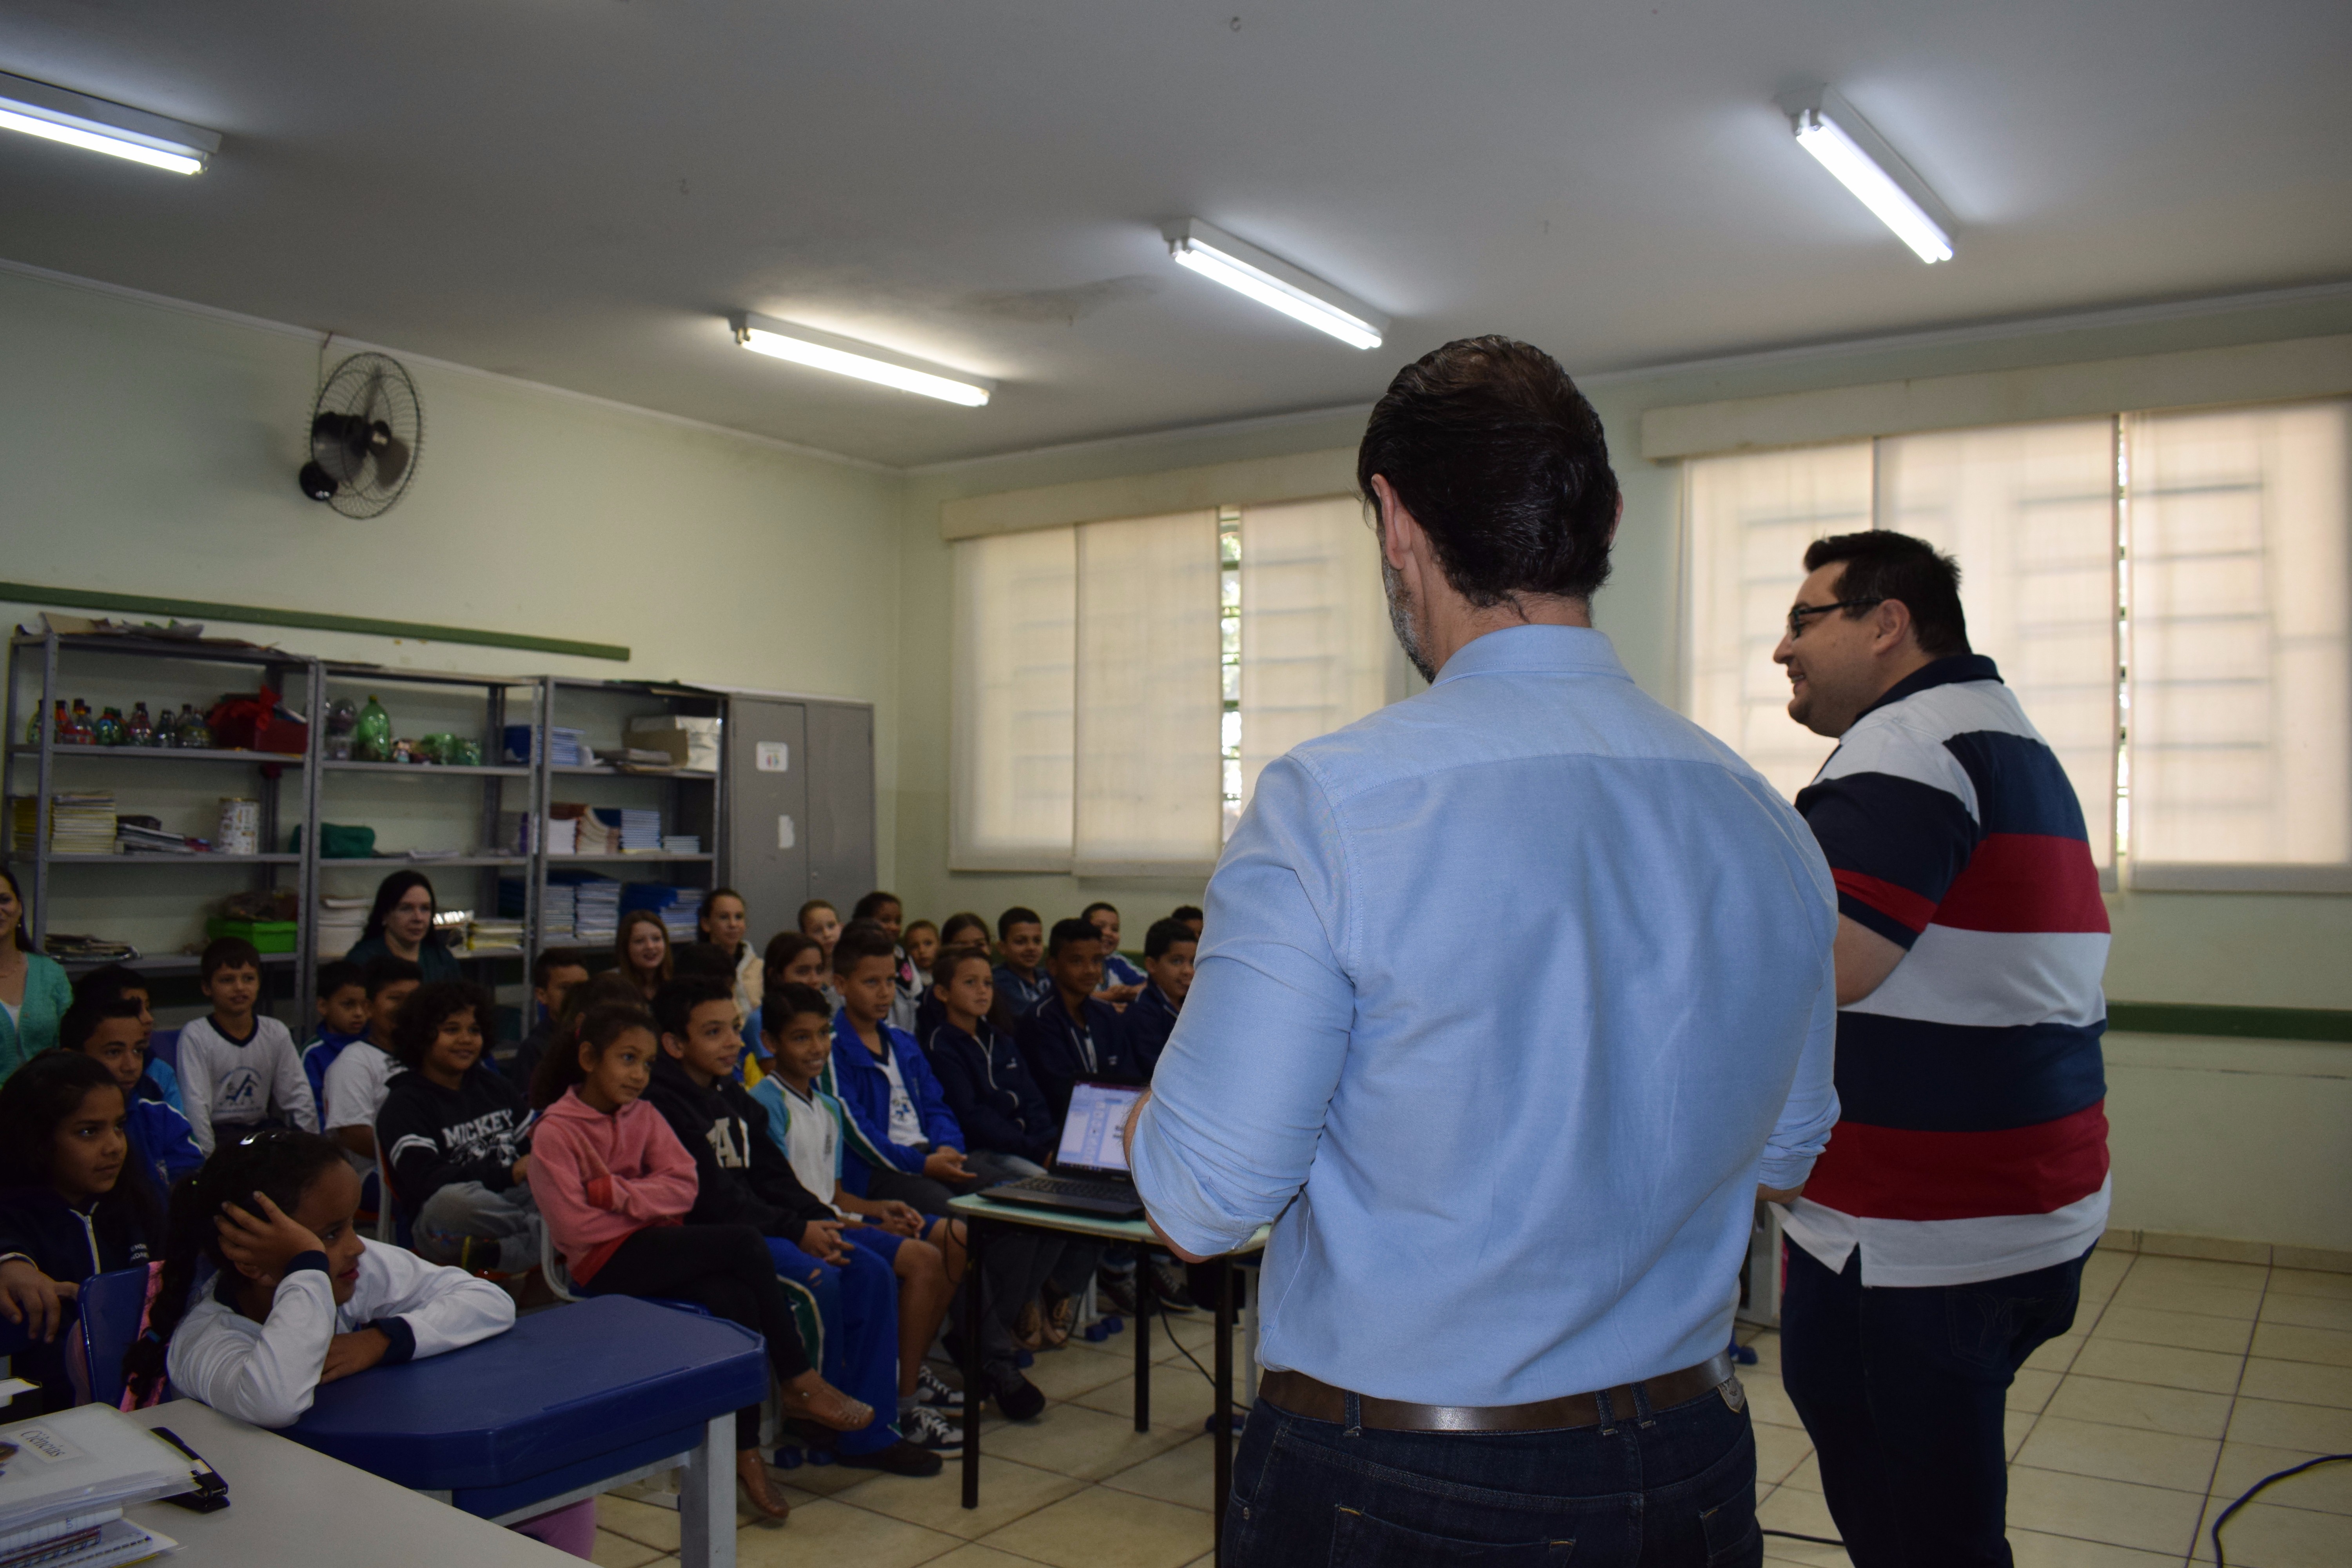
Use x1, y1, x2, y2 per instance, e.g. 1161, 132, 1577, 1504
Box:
590, 1250, 2352, 1568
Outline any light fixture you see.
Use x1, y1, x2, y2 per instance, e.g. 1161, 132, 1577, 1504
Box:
1776, 85, 1953, 263
1162, 218, 1389, 349
0, 70, 219, 175
731, 313, 995, 406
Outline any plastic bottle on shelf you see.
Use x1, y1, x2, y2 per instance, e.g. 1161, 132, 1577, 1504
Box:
176, 703, 212, 749
352, 695, 392, 762
126, 702, 154, 746
94, 708, 125, 746
69, 699, 93, 744
152, 702, 178, 747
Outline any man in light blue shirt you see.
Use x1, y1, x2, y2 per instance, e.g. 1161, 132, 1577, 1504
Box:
1128, 336, 1838, 1567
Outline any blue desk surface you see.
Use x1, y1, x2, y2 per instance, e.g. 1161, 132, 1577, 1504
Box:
284, 1296, 765, 1497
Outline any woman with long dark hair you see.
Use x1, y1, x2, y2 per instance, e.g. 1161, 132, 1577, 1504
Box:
344, 869, 459, 982
0, 864, 76, 1085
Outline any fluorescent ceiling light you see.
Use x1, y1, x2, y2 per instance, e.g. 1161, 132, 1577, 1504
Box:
1163, 218, 1389, 350
1777, 85, 1953, 263
0, 70, 219, 175
731, 313, 995, 406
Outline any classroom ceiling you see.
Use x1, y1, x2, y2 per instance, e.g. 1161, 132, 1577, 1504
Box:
2, 1, 2348, 469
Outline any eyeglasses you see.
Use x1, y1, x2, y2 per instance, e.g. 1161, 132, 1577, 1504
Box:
1786, 597, 1883, 641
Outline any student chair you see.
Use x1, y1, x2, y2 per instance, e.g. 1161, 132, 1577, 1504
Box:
74, 1264, 156, 1409
535, 1224, 711, 1321
146, 1027, 181, 1075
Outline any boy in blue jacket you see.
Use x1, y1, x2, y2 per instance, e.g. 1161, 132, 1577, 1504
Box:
1116, 917, 1197, 1081
62, 996, 201, 1193
922, 951, 1057, 1173
300, 959, 371, 1112
1014, 919, 1142, 1122
825, 921, 975, 1216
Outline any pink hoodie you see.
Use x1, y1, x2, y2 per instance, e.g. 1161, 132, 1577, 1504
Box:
528, 1088, 699, 1284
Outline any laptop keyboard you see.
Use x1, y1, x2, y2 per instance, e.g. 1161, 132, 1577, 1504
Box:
1002, 1176, 1136, 1203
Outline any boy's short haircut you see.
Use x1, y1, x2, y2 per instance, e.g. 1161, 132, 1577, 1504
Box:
832, 920, 898, 974
387, 981, 495, 1071
532, 946, 590, 989
932, 947, 992, 988
1080, 901, 1117, 922
761, 982, 834, 1037
670, 941, 737, 982
316, 959, 365, 999
60, 996, 143, 1054
904, 918, 938, 940
797, 898, 837, 928
73, 963, 149, 1007
851, 890, 901, 922
653, 973, 739, 1040
1046, 917, 1100, 958
200, 936, 262, 982
996, 906, 1042, 940
1143, 918, 1196, 961
362, 954, 425, 998
1170, 904, 1204, 924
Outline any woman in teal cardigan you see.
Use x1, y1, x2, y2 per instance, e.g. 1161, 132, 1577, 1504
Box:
0, 867, 75, 1085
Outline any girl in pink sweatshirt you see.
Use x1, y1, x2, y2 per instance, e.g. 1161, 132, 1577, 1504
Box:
528, 1000, 872, 1520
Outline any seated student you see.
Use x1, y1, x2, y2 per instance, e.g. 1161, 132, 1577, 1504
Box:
322, 956, 421, 1180
528, 1000, 873, 1520
827, 922, 975, 1216
1014, 918, 1143, 1123
904, 920, 939, 982
506, 947, 590, 1094
799, 897, 843, 970
1171, 903, 1204, 940
1082, 902, 1146, 1005
374, 982, 539, 1274
696, 887, 761, 1028
615, 911, 673, 1002
300, 960, 371, 1114
124, 1129, 514, 1428
913, 913, 989, 1043
60, 996, 201, 1194
752, 983, 967, 1435
180, 937, 319, 1154
1118, 917, 1198, 1080
0, 1051, 161, 1411
990, 907, 1053, 1019
851, 891, 925, 1035
647, 976, 944, 1472
748, 931, 835, 1052
74, 964, 179, 1112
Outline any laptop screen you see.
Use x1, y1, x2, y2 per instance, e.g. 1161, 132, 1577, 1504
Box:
1055, 1081, 1143, 1175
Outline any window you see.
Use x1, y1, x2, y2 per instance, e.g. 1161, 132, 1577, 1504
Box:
1237, 495, 1391, 820
1682, 399, 2352, 890
949, 526, 1075, 870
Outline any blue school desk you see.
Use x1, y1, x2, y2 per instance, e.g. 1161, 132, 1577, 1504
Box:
282, 1295, 764, 1568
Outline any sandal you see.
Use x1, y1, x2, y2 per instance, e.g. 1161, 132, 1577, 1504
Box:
1039, 1284, 1074, 1350
781, 1376, 875, 1434
735, 1451, 789, 1522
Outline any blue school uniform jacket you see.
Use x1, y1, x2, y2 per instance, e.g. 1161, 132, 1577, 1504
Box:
1117, 983, 1182, 1080
822, 1011, 963, 1196
127, 1097, 203, 1194
301, 1030, 367, 1112
0, 1184, 155, 1411
924, 1017, 1056, 1164
1014, 992, 1140, 1123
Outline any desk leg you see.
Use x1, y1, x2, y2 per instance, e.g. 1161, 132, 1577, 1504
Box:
681, 1412, 735, 1568
961, 1215, 985, 1510
1134, 1252, 1154, 1432
1214, 1257, 1233, 1564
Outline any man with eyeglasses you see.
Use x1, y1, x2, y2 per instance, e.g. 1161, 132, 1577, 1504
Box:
1771, 531, 2112, 1568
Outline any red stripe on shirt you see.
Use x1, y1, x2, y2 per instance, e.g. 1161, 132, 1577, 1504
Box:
1802, 1101, 2110, 1221
1832, 869, 1940, 935
1933, 833, 2111, 934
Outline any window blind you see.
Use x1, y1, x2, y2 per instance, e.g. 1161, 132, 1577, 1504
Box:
949, 526, 1075, 871
1238, 495, 1392, 814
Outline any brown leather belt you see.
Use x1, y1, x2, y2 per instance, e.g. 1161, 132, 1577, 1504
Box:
1258, 1352, 1741, 1434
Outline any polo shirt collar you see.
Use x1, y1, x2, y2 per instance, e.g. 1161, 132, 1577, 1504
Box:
1858, 653, 2004, 720
1431, 624, 1630, 687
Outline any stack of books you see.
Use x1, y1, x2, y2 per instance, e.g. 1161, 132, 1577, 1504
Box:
661, 834, 701, 856
593, 807, 662, 855
466, 917, 524, 952
114, 816, 199, 855
12, 793, 117, 854
503, 725, 588, 767
0, 1405, 196, 1568
560, 873, 622, 944
543, 815, 578, 855
621, 883, 703, 946
552, 803, 618, 856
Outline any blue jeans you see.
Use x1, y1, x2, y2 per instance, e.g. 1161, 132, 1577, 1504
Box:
766, 1236, 901, 1456
1225, 1379, 1760, 1566
1779, 1242, 2089, 1568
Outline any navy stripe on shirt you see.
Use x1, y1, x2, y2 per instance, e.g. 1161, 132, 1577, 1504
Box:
1942, 729, 2092, 839
1833, 1012, 2108, 1132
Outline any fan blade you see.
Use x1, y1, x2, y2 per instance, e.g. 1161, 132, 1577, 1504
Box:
370, 432, 411, 489
310, 412, 372, 485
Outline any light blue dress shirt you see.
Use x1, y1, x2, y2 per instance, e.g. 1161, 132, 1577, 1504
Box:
1131, 625, 1840, 1405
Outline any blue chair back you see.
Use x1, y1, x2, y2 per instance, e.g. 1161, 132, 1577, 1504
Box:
78, 1265, 153, 1410
147, 1027, 181, 1074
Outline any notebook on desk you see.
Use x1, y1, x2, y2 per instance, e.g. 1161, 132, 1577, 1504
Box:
982, 1080, 1147, 1218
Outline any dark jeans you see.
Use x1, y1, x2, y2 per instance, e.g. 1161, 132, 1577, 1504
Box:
1226, 1379, 1760, 1566
1780, 1241, 2090, 1568
587, 1222, 816, 1448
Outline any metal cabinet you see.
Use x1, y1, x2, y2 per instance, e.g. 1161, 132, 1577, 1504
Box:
722, 696, 873, 932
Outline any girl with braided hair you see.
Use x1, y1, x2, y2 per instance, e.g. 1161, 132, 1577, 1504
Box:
122, 1128, 512, 1427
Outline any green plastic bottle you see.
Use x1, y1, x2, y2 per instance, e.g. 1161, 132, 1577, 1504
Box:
352, 694, 392, 762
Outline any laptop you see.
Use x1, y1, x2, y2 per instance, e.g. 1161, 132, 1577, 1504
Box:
983, 1080, 1147, 1218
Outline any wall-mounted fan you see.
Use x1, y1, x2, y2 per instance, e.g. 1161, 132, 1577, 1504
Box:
297, 351, 424, 518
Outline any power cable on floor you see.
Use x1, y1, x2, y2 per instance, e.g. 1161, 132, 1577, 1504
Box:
2209, 1453, 2350, 1568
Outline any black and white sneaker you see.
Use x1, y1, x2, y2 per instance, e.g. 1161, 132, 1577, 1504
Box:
916, 1364, 964, 1409
904, 1404, 960, 1450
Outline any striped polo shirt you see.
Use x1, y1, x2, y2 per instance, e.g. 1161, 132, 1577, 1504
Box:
1782, 654, 2111, 1286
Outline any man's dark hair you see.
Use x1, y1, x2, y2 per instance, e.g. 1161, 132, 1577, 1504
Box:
1143, 918, 1196, 962
996, 906, 1042, 940
532, 946, 590, 989
316, 959, 365, 998
1047, 917, 1100, 958
1802, 532, 1970, 659
760, 982, 836, 1038
653, 973, 738, 1040
833, 920, 898, 975
362, 954, 424, 999
1357, 336, 1619, 606
200, 937, 262, 982
851, 890, 902, 922
1170, 904, 1203, 925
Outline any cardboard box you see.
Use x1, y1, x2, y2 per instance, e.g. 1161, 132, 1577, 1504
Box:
625, 715, 720, 772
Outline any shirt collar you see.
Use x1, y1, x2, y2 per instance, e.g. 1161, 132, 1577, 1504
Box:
1857, 653, 2003, 720
1430, 624, 1631, 687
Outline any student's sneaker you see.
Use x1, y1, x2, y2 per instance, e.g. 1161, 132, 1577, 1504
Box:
903, 1404, 960, 1450
915, 1364, 964, 1410
834, 1437, 943, 1477
990, 1369, 1046, 1422
1149, 1259, 1198, 1312
1096, 1268, 1138, 1316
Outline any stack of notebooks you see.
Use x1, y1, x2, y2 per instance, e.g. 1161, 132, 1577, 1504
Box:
0, 1405, 197, 1568
12, 793, 117, 855
316, 895, 370, 958
661, 834, 701, 856
558, 872, 621, 944
621, 883, 703, 946
502, 725, 588, 767
601, 808, 662, 855
551, 803, 617, 856
114, 816, 199, 855
466, 917, 524, 952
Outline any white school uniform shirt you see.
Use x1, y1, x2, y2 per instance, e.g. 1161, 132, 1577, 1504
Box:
775, 1080, 846, 1217
322, 1040, 405, 1178
167, 1238, 515, 1428
877, 1048, 925, 1148
178, 1014, 319, 1153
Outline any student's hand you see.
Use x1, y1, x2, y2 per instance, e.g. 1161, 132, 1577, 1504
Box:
321, 1328, 391, 1384
922, 1147, 971, 1183
1101, 984, 1143, 1006
509, 1154, 532, 1185
0, 1259, 77, 1342
800, 1220, 851, 1265
877, 1200, 924, 1237
215, 1191, 327, 1286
